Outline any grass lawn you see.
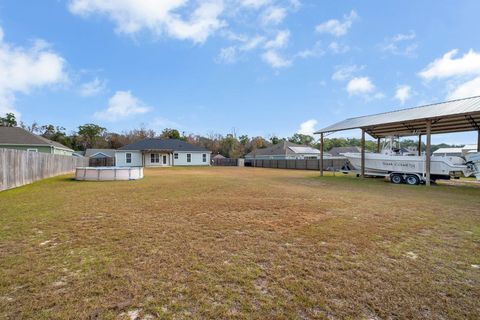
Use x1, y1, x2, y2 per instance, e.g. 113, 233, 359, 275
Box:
0, 167, 479, 319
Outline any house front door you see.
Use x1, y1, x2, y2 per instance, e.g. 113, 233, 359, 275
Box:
162, 155, 167, 165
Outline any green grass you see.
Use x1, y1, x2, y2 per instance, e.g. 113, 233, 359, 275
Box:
0, 167, 479, 319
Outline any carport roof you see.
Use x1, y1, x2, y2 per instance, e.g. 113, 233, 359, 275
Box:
314, 96, 480, 138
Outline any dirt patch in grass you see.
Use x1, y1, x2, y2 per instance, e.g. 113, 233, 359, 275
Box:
0, 167, 479, 319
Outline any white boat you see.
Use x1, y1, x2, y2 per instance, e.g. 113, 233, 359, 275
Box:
342, 138, 480, 184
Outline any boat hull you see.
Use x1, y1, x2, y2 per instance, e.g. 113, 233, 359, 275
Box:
344, 153, 473, 178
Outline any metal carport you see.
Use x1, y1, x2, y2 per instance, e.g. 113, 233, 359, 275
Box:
314, 96, 480, 186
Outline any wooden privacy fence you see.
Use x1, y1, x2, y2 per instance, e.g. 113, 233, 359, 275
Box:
245, 157, 347, 171
0, 148, 88, 191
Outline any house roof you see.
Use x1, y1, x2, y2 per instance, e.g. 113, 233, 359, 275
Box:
118, 138, 210, 152
245, 141, 319, 157
327, 146, 362, 156
212, 154, 226, 160
315, 95, 480, 138
0, 126, 73, 151
85, 149, 116, 158
289, 146, 320, 154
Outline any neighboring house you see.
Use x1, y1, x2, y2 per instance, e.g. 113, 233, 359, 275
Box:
116, 138, 211, 167
461, 144, 478, 155
328, 146, 362, 156
0, 126, 74, 155
433, 147, 463, 157
85, 149, 116, 166
85, 149, 116, 159
433, 144, 477, 157
244, 141, 323, 160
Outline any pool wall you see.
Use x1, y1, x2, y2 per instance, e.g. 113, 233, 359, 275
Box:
75, 167, 144, 181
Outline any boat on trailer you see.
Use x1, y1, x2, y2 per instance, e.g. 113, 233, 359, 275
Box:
342, 138, 480, 185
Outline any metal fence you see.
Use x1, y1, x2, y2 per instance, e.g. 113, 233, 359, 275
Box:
0, 148, 88, 191
244, 157, 347, 171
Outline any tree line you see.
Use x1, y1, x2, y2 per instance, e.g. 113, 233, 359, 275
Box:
0, 113, 464, 157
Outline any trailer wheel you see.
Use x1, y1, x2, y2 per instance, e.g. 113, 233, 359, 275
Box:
405, 174, 420, 185
390, 173, 403, 184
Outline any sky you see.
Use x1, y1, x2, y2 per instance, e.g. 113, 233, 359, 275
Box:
1, 0, 480, 144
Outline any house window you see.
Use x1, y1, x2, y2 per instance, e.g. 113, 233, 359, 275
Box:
202, 154, 207, 162
187, 154, 191, 163
27, 148, 38, 152
151, 153, 159, 163
174, 153, 179, 159
126, 153, 132, 163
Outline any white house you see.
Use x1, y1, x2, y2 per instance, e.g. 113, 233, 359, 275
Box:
433, 144, 477, 157
115, 138, 211, 167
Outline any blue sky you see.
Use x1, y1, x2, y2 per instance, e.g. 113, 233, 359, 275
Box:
1, 0, 480, 144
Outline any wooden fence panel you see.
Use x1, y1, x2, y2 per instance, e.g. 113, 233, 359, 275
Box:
0, 148, 88, 191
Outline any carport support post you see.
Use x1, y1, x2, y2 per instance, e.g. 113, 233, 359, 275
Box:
477, 130, 480, 152
418, 135, 422, 156
361, 129, 365, 177
426, 120, 432, 186
320, 133, 324, 176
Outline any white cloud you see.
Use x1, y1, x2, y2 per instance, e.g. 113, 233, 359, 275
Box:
447, 76, 480, 100
240, 35, 265, 51
0, 26, 67, 116
392, 31, 416, 42
328, 41, 349, 54
264, 30, 290, 49
419, 49, 480, 100
79, 77, 106, 97
298, 119, 317, 136
347, 77, 375, 95
94, 91, 151, 121
380, 31, 417, 57
215, 34, 266, 64
295, 41, 323, 59
332, 64, 364, 81
419, 49, 480, 80
68, 0, 225, 44
394, 85, 412, 104
261, 6, 287, 26
150, 116, 181, 129
315, 10, 357, 37
239, 0, 271, 9
262, 50, 291, 68
216, 46, 237, 64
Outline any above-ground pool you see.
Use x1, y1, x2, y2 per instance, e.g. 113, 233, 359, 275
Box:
75, 167, 144, 181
